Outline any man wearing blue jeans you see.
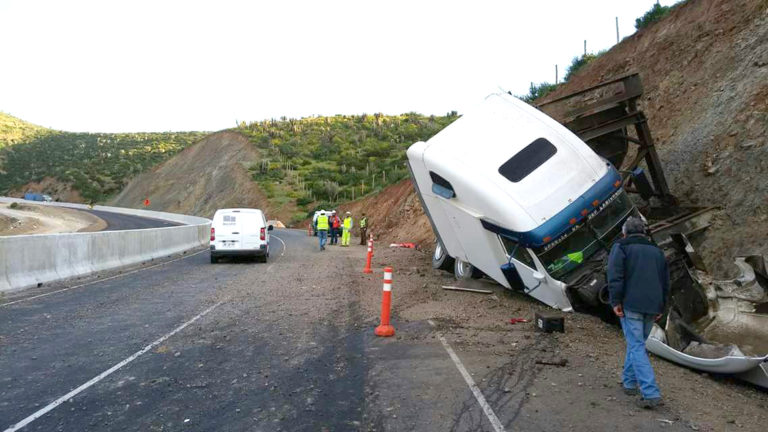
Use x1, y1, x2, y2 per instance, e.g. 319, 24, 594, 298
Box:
608, 216, 670, 409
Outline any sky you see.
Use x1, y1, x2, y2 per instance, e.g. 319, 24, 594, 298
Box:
0, 0, 677, 133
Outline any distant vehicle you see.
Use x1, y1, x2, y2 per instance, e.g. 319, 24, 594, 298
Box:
24, 193, 53, 202
407, 93, 638, 312
210, 208, 273, 263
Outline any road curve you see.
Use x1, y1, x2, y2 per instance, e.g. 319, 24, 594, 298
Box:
81, 209, 181, 231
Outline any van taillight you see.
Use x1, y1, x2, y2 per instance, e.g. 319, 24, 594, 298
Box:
260, 227, 266, 241
210, 227, 215, 241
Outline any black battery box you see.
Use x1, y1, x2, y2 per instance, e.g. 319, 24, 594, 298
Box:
535, 312, 565, 333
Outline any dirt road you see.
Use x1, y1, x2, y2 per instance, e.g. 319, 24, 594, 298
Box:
0, 202, 106, 235
1, 230, 765, 431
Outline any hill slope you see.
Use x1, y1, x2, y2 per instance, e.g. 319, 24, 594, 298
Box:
110, 131, 274, 219
0, 113, 206, 202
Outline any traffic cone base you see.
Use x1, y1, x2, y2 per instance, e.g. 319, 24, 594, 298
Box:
374, 324, 395, 337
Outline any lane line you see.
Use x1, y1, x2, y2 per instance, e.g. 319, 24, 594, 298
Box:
0, 249, 208, 308
437, 334, 507, 432
2, 301, 224, 432
271, 234, 287, 257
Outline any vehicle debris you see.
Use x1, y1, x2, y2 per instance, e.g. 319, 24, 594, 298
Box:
441, 286, 493, 294
389, 242, 417, 249
508, 318, 529, 324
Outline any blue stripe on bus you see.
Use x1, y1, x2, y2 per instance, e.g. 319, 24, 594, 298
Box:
482, 167, 622, 248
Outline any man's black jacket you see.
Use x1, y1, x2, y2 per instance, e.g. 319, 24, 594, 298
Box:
607, 234, 670, 315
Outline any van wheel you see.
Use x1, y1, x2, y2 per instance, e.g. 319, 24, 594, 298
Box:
454, 258, 482, 280
432, 240, 455, 271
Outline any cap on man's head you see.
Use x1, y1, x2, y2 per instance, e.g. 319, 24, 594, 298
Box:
622, 216, 646, 236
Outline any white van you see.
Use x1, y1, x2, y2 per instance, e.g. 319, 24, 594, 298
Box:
210, 208, 273, 263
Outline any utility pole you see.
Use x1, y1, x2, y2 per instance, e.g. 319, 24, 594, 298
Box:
555, 65, 559, 84
584, 40, 587, 56
615, 17, 619, 43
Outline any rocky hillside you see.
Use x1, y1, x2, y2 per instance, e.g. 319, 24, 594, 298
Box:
539, 0, 768, 274
110, 131, 275, 220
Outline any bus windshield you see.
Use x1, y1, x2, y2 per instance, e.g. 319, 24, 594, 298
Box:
534, 191, 634, 279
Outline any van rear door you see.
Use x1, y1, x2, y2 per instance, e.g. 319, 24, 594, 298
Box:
241, 212, 264, 249
216, 211, 245, 250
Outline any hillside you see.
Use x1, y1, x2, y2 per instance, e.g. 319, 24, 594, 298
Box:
0, 113, 51, 148
0, 113, 206, 202
538, 0, 768, 274
236, 113, 457, 224
109, 131, 272, 219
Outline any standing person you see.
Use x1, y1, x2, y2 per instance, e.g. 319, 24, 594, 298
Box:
359, 213, 368, 245
607, 216, 669, 409
330, 210, 341, 245
316, 211, 329, 251
341, 211, 353, 247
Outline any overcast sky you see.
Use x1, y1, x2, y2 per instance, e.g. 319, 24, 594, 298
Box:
0, 0, 676, 133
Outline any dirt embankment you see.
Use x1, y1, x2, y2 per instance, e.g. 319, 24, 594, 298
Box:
110, 131, 283, 220
0, 203, 105, 235
335, 179, 434, 246
540, 0, 768, 275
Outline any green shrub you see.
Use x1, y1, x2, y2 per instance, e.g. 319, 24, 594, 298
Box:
519, 82, 559, 103
563, 53, 600, 82
9, 202, 19, 209
635, 2, 673, 30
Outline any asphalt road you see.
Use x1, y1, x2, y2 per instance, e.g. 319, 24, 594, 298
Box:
0, 229, 374, 431
0, 228, 693, 431
82, 209, 180, 231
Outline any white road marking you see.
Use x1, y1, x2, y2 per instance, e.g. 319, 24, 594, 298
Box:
437, 334, 506, 432
0, 249, 208, 308
271, 234, 287, 256
2, 301, 224, 432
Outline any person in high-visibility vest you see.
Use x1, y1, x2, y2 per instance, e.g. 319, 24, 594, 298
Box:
341, 211, 353, 247
359, 213, 368, 245
316, 211, 330, 251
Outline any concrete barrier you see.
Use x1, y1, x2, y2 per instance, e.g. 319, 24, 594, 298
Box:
0, 197, 210, 293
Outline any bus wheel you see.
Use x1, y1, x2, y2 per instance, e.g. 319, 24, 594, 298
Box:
432, 239, 455, 271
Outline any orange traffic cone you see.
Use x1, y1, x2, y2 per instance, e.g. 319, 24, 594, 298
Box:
374, 267, 395, 337
363, 240, 373, 274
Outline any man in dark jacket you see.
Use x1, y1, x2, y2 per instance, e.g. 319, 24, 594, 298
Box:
607, 216, 670, 409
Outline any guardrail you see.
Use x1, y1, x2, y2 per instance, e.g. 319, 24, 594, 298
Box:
0, 198, 210, 293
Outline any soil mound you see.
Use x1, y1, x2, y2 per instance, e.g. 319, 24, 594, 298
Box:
110, 131, 273, 219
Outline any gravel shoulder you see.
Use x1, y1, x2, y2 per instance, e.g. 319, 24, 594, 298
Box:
353, 243, 768, 431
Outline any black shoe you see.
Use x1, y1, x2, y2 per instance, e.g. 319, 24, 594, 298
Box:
636, 398, 662, 409
622, 387, 639, 396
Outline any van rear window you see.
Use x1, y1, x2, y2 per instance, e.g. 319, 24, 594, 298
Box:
498, 138, 557, 183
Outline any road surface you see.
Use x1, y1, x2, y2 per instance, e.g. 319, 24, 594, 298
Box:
0, 229, 729, 431
81, 209, 180, 231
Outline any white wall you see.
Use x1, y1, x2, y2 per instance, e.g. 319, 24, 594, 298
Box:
0, 198, 210, 293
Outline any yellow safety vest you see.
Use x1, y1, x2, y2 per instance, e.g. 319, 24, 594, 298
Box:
317, 215, 329, 230
343, 217, 352, 229
360, 217, 367, 228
